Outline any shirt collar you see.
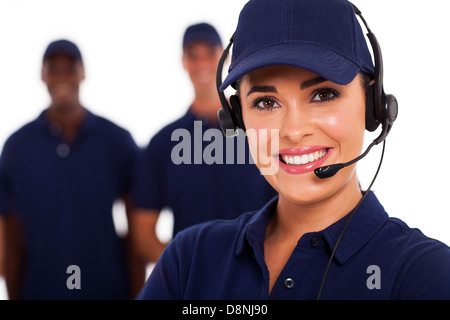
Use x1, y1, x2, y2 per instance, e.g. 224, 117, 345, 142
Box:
186, 107, 221, 130
36, 108, 96, 136
321, 191, 388, 264
235, 196, 278, 256
235, 191, 388, 264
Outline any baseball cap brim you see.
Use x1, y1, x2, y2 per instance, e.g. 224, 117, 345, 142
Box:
220, 42, 360, 91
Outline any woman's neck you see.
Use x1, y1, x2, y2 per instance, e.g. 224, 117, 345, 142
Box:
267, 175, 363, 245
264, 174, 363, 294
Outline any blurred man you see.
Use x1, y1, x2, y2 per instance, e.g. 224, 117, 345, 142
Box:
131, 23, 276, 264
0, 39, 145, 299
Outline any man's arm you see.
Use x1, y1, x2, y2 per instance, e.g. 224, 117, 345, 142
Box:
0, 216, 7, 300
3, 213, 24, 300
122, 195, 147, 299
128, 208, 168, 264
0, 216, 4, 278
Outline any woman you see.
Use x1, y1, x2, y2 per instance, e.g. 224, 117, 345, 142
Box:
137, 0, 450, 300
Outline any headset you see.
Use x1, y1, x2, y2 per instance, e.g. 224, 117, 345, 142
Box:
216, 1, 398, 300
216, 3, 398, 147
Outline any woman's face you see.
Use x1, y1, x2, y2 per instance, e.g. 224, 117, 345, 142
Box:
240, 65, 366, 205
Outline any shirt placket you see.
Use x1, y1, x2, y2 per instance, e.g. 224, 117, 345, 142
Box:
269, 233, 327, 300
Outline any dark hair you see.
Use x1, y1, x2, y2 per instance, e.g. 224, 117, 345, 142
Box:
359, 72, 372, 95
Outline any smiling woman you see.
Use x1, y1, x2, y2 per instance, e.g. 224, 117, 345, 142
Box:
136, 0, 450, 300
240, 65, 368, 294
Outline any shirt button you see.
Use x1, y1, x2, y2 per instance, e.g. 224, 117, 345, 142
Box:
48, 123, 62, 136
310, 236, 321, 248
56, 143, 70, 158
284, 278, 295, 289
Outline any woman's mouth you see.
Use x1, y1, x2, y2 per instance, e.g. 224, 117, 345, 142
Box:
276, 146, 332, 175
280, 149, 328, 165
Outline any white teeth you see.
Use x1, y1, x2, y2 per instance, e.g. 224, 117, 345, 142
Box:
301, 154, 308, 164
282, 150, 327, 165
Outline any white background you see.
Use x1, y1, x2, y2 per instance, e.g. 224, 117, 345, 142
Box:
0, 0, 449, 299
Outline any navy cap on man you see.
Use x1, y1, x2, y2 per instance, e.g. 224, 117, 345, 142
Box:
43, 39, 83, 62
182, 22, 222, 49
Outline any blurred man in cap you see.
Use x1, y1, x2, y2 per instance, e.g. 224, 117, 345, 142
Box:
0, 39, 145, 299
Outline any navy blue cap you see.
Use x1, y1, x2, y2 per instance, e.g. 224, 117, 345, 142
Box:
183, 23, 222, 49
43, 39, 83, 62
221, 0, 374, 90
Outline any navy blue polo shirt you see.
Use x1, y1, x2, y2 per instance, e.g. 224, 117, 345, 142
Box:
137, 191, 450, 300
133, 109, 276, 236
0, 109, 138, 299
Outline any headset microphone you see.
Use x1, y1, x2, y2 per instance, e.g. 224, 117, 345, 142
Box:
314, 140, 377, 179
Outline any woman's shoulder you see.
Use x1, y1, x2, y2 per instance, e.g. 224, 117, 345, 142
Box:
383, 216, 449, 253
377, 216, 450, 299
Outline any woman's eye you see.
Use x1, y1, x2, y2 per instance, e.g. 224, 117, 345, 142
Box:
311, 88, 340, 103
252, 97, 280, 111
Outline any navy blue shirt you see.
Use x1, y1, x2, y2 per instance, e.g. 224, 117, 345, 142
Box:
137, 191, 450, 300
0, 109, 138, 299
133, 109, 276, 236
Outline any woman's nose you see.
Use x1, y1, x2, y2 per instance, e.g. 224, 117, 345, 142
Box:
279, 105, 315, 144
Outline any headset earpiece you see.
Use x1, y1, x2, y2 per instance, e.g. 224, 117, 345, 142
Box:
217, 95, 246, 137
351, 2, 397, 144
384, 93, 398, 125
217, 108, 237, 137
229, 95, 246, 132
216, 33, 242, 138
365, 84, 379, 132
